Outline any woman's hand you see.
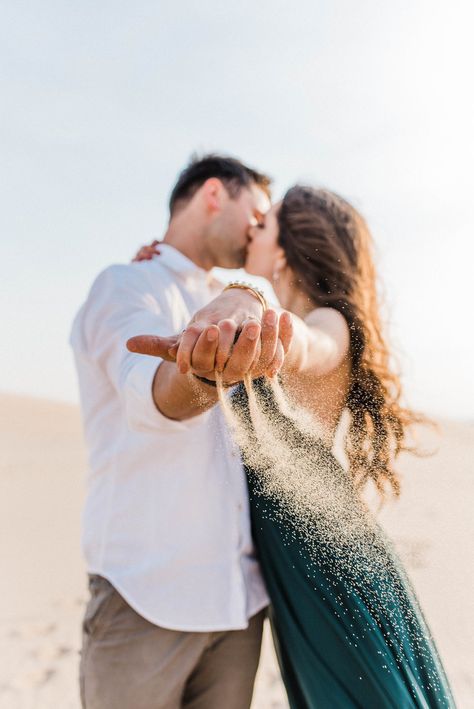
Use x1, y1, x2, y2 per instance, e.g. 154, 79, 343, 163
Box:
132, 240, 161, 262
176, 288, 266, 374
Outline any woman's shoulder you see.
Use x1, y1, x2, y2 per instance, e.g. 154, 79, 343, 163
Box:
304, 306, 346, 325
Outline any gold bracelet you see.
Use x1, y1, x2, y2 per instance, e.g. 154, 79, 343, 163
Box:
223, 281, 267, 312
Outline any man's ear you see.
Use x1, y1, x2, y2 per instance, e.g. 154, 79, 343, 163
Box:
201, 178, 225, 214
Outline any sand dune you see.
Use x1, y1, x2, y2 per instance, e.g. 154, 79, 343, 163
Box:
1, 393, 473, 708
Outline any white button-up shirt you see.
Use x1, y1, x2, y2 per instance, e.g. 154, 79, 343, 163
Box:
70, 244, 268, 631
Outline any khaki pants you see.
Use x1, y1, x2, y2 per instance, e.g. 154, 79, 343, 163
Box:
80, 575, 265, 709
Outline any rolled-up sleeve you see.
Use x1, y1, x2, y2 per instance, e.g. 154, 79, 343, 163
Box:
123, 351, 210, 432
77, 264, 209, 433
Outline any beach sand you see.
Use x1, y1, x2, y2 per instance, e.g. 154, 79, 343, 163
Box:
1, 393, 472, 708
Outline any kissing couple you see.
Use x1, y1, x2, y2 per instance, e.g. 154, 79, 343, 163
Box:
71, 155, 454, 708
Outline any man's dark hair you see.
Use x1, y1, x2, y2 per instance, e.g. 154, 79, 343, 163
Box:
168, 154, 271, 216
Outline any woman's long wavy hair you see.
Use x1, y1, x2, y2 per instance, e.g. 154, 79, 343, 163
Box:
278, 185, 424, 497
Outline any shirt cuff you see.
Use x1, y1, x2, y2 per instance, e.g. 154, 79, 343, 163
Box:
123, 355, 210, 433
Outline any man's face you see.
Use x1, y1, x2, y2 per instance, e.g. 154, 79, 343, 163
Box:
206, 183, 271, 269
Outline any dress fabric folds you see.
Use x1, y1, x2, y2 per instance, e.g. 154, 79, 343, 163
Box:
234, 381, 455, 709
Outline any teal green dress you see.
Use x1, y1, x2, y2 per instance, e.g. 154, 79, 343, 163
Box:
234, 382, 455, 709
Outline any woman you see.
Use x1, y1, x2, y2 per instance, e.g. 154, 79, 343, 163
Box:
133, 186, 454, 708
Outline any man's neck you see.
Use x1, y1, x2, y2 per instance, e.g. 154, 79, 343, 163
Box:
162, 216, 213, 271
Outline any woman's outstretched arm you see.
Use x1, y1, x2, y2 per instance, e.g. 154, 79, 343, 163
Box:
282, 307, 350, 378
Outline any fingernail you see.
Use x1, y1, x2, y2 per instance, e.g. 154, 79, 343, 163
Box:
247, 327, 259, 340
265, 311, 277, 325
207, 328, 218, 342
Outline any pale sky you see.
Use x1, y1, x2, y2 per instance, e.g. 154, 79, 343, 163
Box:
1, 0, 473, 419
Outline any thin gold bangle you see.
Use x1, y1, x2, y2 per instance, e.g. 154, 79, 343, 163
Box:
223, 281, 267, 312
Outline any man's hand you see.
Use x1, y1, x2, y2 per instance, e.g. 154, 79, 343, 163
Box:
127, 334, 180, 361
127, 308, 293, 385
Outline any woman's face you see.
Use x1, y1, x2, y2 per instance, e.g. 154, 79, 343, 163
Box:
245, 201, 283, 281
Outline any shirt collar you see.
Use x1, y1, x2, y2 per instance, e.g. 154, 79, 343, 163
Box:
152, 243, 222, 289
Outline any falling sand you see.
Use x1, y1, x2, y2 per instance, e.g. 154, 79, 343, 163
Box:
215, 374, 453, 707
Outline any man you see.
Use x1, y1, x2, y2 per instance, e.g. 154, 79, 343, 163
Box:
70, 155, 287, 709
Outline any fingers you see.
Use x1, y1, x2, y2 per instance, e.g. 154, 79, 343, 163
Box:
176, 322, 206, 374
127, 334, 179, 360
132, 248, 152, 262
258, 309, 279, 372
263, 311, 292, 378
215, 319, 239, 373
278, 310, 293, 354
213, 309, 289, 381
222, 319, 261, 382
262, 311, 292, 378
249, 333, 262, 372
132, 240, 161, 262
266, 338, 285, 378
190, 325, 219, 375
